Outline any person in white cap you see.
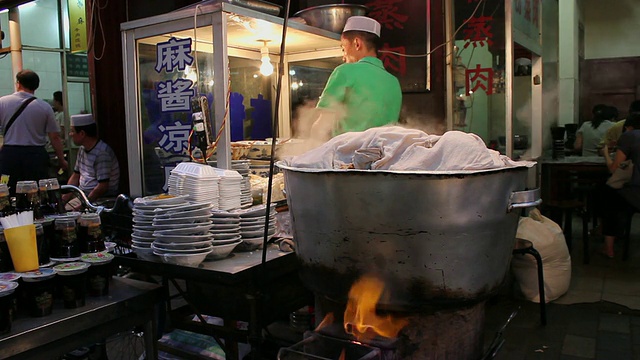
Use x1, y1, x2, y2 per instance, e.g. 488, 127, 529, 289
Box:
311, 16, 402, 139
0, 70, 68, 195
64, 114, 120, 207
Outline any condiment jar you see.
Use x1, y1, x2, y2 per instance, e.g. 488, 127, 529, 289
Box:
15, 181, 42, 219
0, 184, 13, 218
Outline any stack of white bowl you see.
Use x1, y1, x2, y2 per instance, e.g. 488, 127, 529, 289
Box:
208, 160, 252, 208
151, 202, 215, 266
168, 162, 220, 208
131, 194, 189, 260
209, 210, 243, 260
232, 204, 277, 251
212, 168, 243, 211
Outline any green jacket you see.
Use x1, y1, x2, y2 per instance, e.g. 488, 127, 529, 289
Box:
317, 56, 402, 135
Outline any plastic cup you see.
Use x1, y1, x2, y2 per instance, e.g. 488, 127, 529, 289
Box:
4, 225, 39, 272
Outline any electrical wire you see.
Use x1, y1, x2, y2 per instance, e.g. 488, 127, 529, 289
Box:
87, 0, 107, 60
378, 0, 486, 60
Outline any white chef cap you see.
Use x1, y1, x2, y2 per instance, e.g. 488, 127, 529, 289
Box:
343, 16, 381, 37
71, 114, 95, 127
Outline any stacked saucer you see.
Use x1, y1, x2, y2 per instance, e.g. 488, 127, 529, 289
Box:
213, 168, 243, 211
209, 210, 242, 259
150, 202, 215, 266
168, 162, 220, 208
233, 204, 277, 251
131, 194, 189, 260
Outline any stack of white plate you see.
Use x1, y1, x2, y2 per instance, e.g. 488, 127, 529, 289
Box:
150, 202, 215, 266
232, 204, 277, 251
168, 162, 220, 208
207, 160, 252, 208
212, 168, 243, 211
207, 210, 243, 260
131, 194, 189, 259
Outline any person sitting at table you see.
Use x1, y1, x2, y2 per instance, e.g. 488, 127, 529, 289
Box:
575, 104, 614, 156
600, 100, 640, 150
599, 112, 640, 258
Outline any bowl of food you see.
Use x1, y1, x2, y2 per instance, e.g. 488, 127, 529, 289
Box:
294, 4, 369, 33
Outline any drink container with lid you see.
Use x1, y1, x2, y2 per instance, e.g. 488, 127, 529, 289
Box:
0, 280, 18, 334
54, 218, 80, 259
0, 184, 14, 218
35, 223, 50, 266
43, 178, 64, 214
53, 262, 89, 308
20, 268, 56, 317
38, 179, 51, 215
81, 252, 114, 296
78, 213, 105, 253
15, 181, 42, 219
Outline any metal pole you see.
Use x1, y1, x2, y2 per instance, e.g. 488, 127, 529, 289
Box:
9, 7, 22, 81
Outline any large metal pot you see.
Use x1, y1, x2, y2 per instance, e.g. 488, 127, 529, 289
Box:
294, 4, 369, 34
278, 163, 540, 312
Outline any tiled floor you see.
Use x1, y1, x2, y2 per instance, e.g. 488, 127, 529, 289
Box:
486, 215, 640, 360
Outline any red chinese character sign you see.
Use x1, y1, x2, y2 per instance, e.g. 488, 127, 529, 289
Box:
466, 64, 493, 95
349, 0, 430, 92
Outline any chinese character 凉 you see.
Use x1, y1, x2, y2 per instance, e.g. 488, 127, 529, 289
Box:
462, 16, 494, 49
366, 0, 408, 30
379, 44, 407, 76
155, 37, 194, 73
156, 79, 194, 112
158, 121, 192, 153
466, 64, 494, 95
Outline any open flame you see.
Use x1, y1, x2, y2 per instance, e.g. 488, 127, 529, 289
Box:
343, 275, 408, 342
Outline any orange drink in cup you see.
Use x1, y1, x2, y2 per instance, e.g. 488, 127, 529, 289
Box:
3, 224, 38, 272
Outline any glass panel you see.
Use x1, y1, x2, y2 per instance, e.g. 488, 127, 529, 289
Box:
513, 43, 533, 158
452, 0, 506, 153
19, 0, 61, 49
67, 81, 91, 116
61, 0, 70, 49
288, 57, 341, 138
0, 11, 12, 97
21, 49, 62, 101
228, 56, 274, 141
136, 27, 214, 195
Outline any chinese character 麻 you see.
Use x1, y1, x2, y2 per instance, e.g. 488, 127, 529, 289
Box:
466, 64, 494, 95
365, 0, 408, 30
156, 79, 194, 112
462, 16, 494, 49
379, 44, 407, 76
157, 121, 192, 153
155, 37, 194, 73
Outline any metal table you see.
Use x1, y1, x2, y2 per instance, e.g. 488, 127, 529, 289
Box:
115, 245, 311, 360
0, 276, 163, 360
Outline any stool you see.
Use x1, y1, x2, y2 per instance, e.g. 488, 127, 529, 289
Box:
512, 238, 547, 326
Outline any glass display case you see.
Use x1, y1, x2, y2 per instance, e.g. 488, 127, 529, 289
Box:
121, 1, 342, 196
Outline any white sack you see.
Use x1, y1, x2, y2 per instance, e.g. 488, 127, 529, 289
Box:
512, 208, 572, 303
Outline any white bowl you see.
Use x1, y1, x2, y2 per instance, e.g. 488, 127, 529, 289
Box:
206, 240, 242, 260
172, 162, 220, 179
132, 245, 156, 261
152, 240, 213, 251
153, 233, 213, 243
155, 251, 211, 267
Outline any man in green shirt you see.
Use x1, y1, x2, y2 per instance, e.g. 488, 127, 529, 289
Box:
312, 16, 402, 139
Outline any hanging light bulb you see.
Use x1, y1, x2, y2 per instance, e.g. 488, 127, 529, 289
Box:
259, 41, 274, 76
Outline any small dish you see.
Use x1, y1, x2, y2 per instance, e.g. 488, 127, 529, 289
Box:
81, 252, 114, 264
0, 281, 19, 296
155, 250, 212, 267
20, 268, 56, 282
0, 272, 21, 282
53, 262, 90, 276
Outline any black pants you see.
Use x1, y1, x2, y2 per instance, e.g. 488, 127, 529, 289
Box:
0, 145, 49, 196
600, 183, 640, 238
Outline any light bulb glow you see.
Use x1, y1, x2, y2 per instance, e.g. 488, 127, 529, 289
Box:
259, 46, 273, 76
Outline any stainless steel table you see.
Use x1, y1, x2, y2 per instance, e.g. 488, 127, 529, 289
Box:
0, 276, 163, 360
115, 245, 311, 360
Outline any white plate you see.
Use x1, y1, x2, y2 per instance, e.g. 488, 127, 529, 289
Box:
152, 243, 213, 254
134, 194, 190, 206
241, 224, 275, 232
206, 240, 242, 260
211, 235, 242, 244
211, 218, 241, 224
132, 229, 154, 237
232, 204, 276, 217
153, 216, 212, 225
154, 207, 214, 219
151, 221, 212, 230
154, 233, 213, 243
211, 223, 241, 230
240, 217, 276, 226
132, 224, 156, 231
152, 241, 212, 251
241, 228, 276, 238
154, 224, 214, 236
211, 210, 241, 218
211, 232, 242, 240
154, 202, 214, 215
210, 226, 241, 233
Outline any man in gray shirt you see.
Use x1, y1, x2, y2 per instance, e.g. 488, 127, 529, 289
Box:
0, 70, 68, 195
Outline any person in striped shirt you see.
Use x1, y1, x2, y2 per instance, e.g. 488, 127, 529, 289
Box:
65, 114, 119, 205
